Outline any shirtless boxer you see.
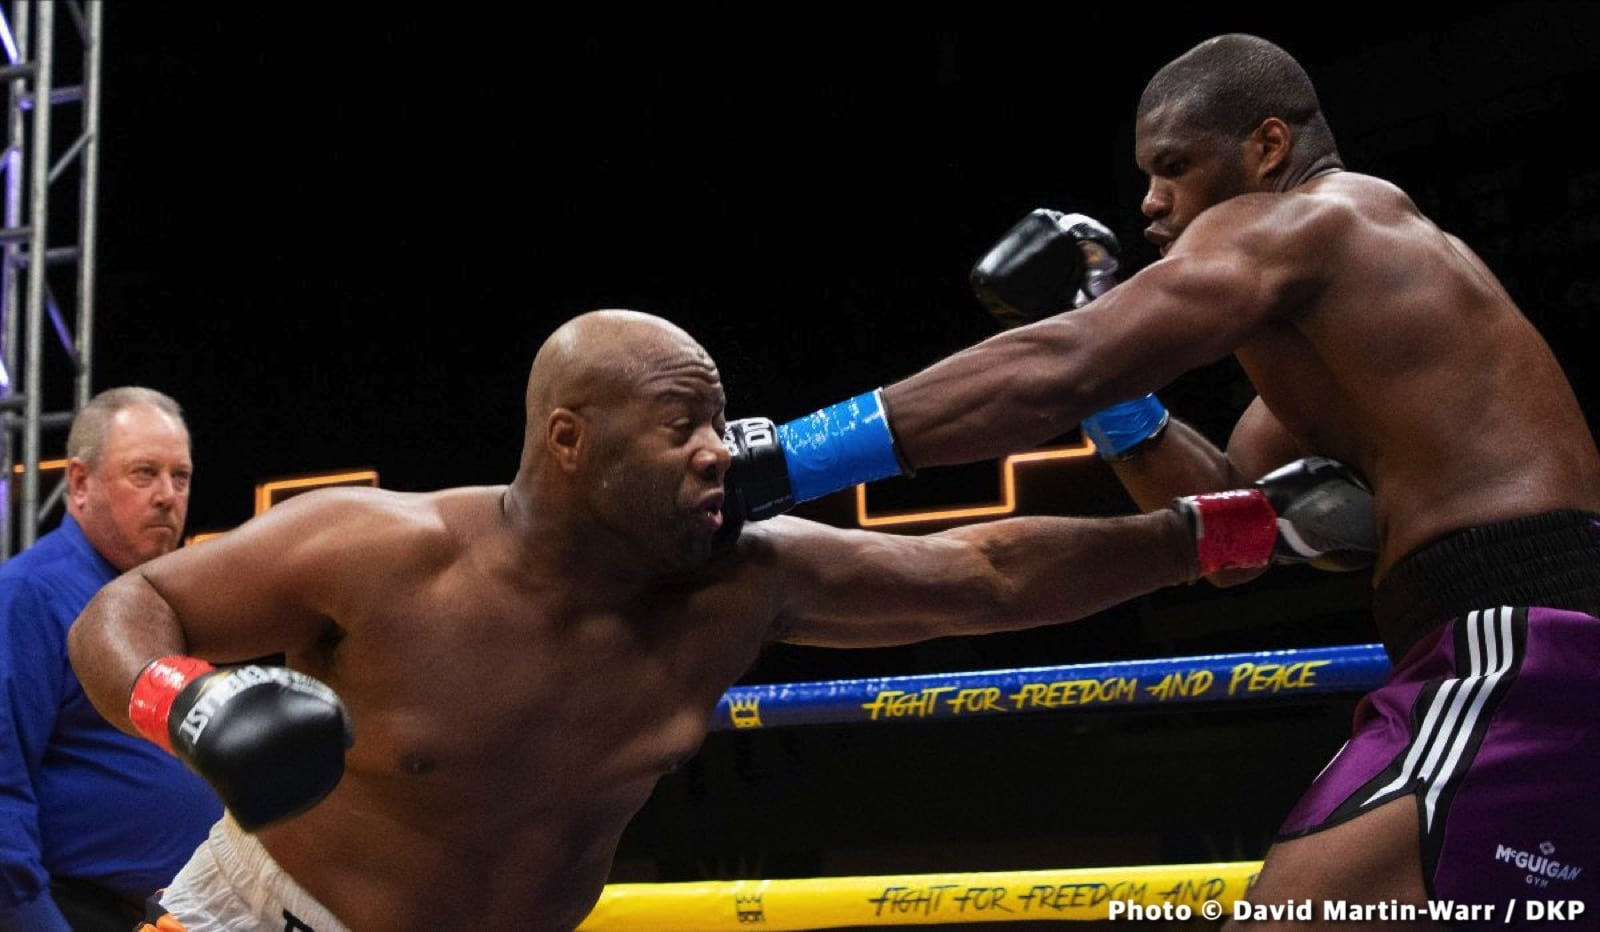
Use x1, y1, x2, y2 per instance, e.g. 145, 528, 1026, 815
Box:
67, 309, 1368, 932
724, 32, 1600, 928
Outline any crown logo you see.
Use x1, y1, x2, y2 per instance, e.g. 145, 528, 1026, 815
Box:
735, 893, 766, 923
728, 695, 762, 729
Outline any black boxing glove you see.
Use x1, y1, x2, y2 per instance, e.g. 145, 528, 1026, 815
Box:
130, 656, 354, 831
970, 208, 1121, 324
970, 208, 1169, 460
717, 393, 912, 548
716, 417, 796, 550
1254, 456, 1377, 571
722, 417, 795, 523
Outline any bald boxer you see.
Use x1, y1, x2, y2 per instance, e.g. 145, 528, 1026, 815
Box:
727, 33, 1600, 928
68, 309, 1368, 932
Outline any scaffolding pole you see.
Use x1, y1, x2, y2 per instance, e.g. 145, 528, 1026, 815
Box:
0, 0, 101, 559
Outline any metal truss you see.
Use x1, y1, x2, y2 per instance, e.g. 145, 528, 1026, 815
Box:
0, 0, 101, 559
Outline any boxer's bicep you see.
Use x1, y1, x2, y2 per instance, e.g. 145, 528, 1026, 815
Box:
128, 490, 374, 661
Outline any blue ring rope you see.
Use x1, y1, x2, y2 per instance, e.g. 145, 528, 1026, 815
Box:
712, 642, 1391, 731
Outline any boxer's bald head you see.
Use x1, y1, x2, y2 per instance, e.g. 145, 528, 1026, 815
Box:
528, 309, 717, 422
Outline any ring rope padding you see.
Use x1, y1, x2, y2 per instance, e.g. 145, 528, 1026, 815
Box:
577, 860, 1263, 929
713, 643, 1390, 730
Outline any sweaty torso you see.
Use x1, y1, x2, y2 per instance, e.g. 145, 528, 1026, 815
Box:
255, 488, 773, 932
1230, 172, 1600, 577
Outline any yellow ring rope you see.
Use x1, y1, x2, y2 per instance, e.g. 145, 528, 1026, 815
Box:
578, 860, 1262, 929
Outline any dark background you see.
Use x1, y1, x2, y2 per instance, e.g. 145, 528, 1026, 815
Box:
86, 3, 1600, 537
57, 0, 1600, 915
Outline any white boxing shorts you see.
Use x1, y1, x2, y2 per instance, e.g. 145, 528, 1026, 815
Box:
155, 813, 350, 932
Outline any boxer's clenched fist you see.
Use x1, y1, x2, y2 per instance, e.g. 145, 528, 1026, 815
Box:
1171, 455, 1376, 575
970, 208, 1122, 325
130, 657, 353, 831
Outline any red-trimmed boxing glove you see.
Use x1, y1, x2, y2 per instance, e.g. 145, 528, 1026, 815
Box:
130, 656, 354, 831
1171, 488, 1280, 574
1171, 456, 1377, 575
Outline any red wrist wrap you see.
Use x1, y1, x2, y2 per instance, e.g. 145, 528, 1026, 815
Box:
1187, 488, 1278, 575
129, 655, 216, 752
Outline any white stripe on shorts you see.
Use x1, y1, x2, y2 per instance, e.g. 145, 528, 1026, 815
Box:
1361, 606, 1515, 830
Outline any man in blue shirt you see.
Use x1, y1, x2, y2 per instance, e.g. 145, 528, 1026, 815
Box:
0, 387, 221, 931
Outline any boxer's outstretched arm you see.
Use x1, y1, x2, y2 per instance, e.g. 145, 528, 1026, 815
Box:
720, 267, 1254, 527
760, 454, 1375, 647
759, 469, 1343, 647
761, 509, 1204, 649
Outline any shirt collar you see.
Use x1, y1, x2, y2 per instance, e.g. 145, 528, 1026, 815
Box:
58, 512, 121, 580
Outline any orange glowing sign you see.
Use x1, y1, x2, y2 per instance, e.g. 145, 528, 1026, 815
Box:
854, 439, 1098, 528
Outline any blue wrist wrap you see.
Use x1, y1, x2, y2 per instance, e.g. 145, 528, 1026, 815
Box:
776, 390, 905, 503
1080, 394, 1169, 459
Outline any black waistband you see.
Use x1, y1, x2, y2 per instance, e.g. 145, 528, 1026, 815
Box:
1371, 509, 1600, 662
49, 876, 146, 925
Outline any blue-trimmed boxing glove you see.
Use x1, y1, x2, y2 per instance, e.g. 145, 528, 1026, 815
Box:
969, 207, 1169, 460
720, 389, 909, 537
1079, 395, 1169, 461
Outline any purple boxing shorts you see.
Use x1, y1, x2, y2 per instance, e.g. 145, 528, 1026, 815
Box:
1277, 604, 1599, 916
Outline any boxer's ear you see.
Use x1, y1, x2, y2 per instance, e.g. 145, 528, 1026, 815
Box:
1249, 117, 1292, 182
547, 408, 584, 473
